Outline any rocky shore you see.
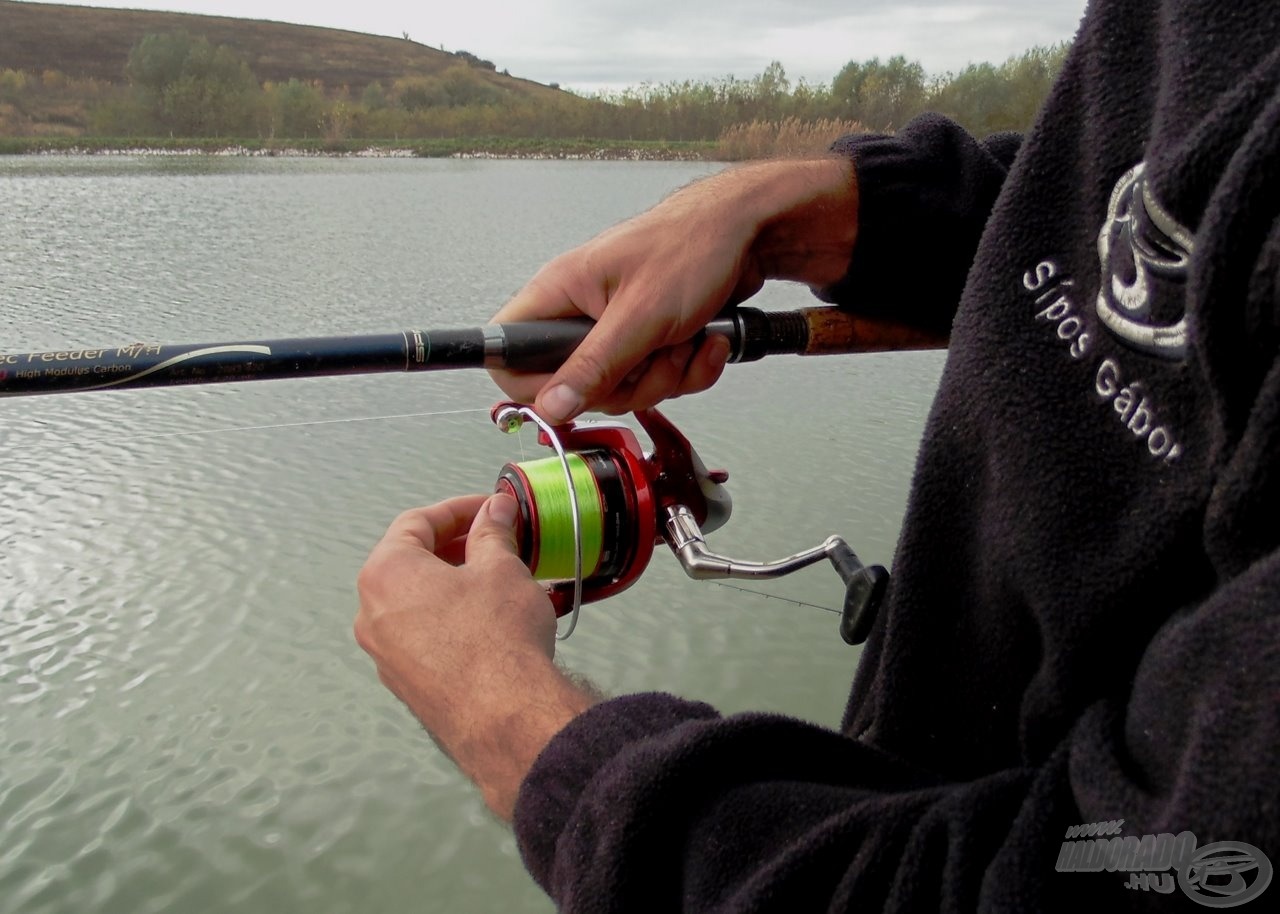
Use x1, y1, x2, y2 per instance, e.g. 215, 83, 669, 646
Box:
2, 139, 718, 161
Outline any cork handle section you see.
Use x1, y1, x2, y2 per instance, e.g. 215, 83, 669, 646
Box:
799, 307, 948, 355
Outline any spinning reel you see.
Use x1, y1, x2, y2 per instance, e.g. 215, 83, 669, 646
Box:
491, 402, 888, 644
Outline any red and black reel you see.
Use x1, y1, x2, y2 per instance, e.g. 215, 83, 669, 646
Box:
489, 402, 885, 645
490, 403, 728, 619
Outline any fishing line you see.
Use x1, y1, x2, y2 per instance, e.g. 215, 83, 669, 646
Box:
5, 407, 492, 451
514, 455, 605, 581
494, 405, 588, 640
711, 581, 841, 614
8, 385, 874, 637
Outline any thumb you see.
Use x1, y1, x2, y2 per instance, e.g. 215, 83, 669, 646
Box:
465, 492, 523, 566
534, 307, 659, 422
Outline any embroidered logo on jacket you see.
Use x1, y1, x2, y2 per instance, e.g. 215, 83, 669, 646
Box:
1095, 162, 1193, 360
1022, 162, 1195, 464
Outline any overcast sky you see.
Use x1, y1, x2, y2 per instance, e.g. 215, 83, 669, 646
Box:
47, 1, 1090, 93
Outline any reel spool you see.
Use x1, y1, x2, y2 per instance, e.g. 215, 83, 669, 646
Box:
490, 402, 887, 645
496, 451, 630, 584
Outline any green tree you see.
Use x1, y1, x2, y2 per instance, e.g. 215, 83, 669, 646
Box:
163, 44, 257, 135
453, 50, 497, 71
830, 55, 927, 129
752, 61, 790, 107
267, 79, 326, 138
125, 32, 258, 135
395, 76, 449, 111
440, 64, 500, 106
360, 81, 388, 111
0, 68, 29, 103
125, 31, 192, 100
929, 44, 1069, 135
997, 43, 1071, 127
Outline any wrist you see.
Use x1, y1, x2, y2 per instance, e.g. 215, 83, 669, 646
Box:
443, 651, 599, 820
715, 157, 859, 287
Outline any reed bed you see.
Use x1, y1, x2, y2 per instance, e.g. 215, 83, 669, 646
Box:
714, 117, 868, 161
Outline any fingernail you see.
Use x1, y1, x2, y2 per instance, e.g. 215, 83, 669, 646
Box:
488, 493, 518, 526
540, 384, 583, 422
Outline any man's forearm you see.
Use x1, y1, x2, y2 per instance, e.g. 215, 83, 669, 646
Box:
667, 156, 860, 288
744, 157, 860, 287
426, 651, 599, 821
354, 495, 599, 822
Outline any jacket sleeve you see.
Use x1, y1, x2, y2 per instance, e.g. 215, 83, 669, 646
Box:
509, 106, 1280, 910
510, 553, 1280, 912
816, 114, 1023, 337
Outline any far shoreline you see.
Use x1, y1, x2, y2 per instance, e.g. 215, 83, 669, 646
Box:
0, 137, 721, 161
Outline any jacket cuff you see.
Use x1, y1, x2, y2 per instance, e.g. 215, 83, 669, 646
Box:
511, 692, 720, 890
819, 113, 1016, 336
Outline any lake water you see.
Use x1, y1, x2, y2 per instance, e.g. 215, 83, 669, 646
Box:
0, 156, 945, 914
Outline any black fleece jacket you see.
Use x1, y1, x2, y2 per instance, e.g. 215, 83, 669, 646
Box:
512, 1, 1280, 910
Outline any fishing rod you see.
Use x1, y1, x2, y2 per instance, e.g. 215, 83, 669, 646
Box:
0, 306, 942, 398
2, 306, 940, 643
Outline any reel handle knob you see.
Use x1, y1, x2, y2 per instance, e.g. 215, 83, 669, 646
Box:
828, 541, 890, 645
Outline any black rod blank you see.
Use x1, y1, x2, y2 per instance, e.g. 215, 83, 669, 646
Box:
0, 307, 944, 398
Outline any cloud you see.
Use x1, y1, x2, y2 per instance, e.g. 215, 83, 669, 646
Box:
55, 0, 1089, 92
462, 0, 1089, 91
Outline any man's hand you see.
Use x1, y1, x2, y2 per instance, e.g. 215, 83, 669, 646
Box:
490, 157, 859, 421
354, 493, 598, 820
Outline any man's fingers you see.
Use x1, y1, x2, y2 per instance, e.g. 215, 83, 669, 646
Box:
533, 301, 678, 423
488, 259, 606, 405
673, 334, 733, 398
464, 493, 523, 566
591, 342, 691, 415
436, 538, 469, 567
588, 335, 731, 414
381, 494, 490, 554
491, 252, 606, 325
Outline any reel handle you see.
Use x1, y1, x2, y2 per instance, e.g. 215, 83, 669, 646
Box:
828, 541, 890, 646
662, 506, 888, 645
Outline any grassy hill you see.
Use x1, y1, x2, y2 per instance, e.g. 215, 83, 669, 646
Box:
0, 1, 1067, 157
0, 0, 564, 99
0, 0, 609, 146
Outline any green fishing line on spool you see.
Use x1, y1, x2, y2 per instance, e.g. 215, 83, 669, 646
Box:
517, 454, 605, 580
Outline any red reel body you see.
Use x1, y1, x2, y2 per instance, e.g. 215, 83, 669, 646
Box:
491, 404, 727, 617
488, 401, 885, 647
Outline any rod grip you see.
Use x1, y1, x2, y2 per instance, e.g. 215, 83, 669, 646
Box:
498, 318, 597, 373
506, 307, 947, 372
726, 307, 946, 362
793, 308, 947, 356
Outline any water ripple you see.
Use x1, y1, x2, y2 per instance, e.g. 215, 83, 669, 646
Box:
1, 157, 939, 914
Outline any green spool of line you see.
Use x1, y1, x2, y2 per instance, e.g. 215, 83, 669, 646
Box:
518, 454, 605, 581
